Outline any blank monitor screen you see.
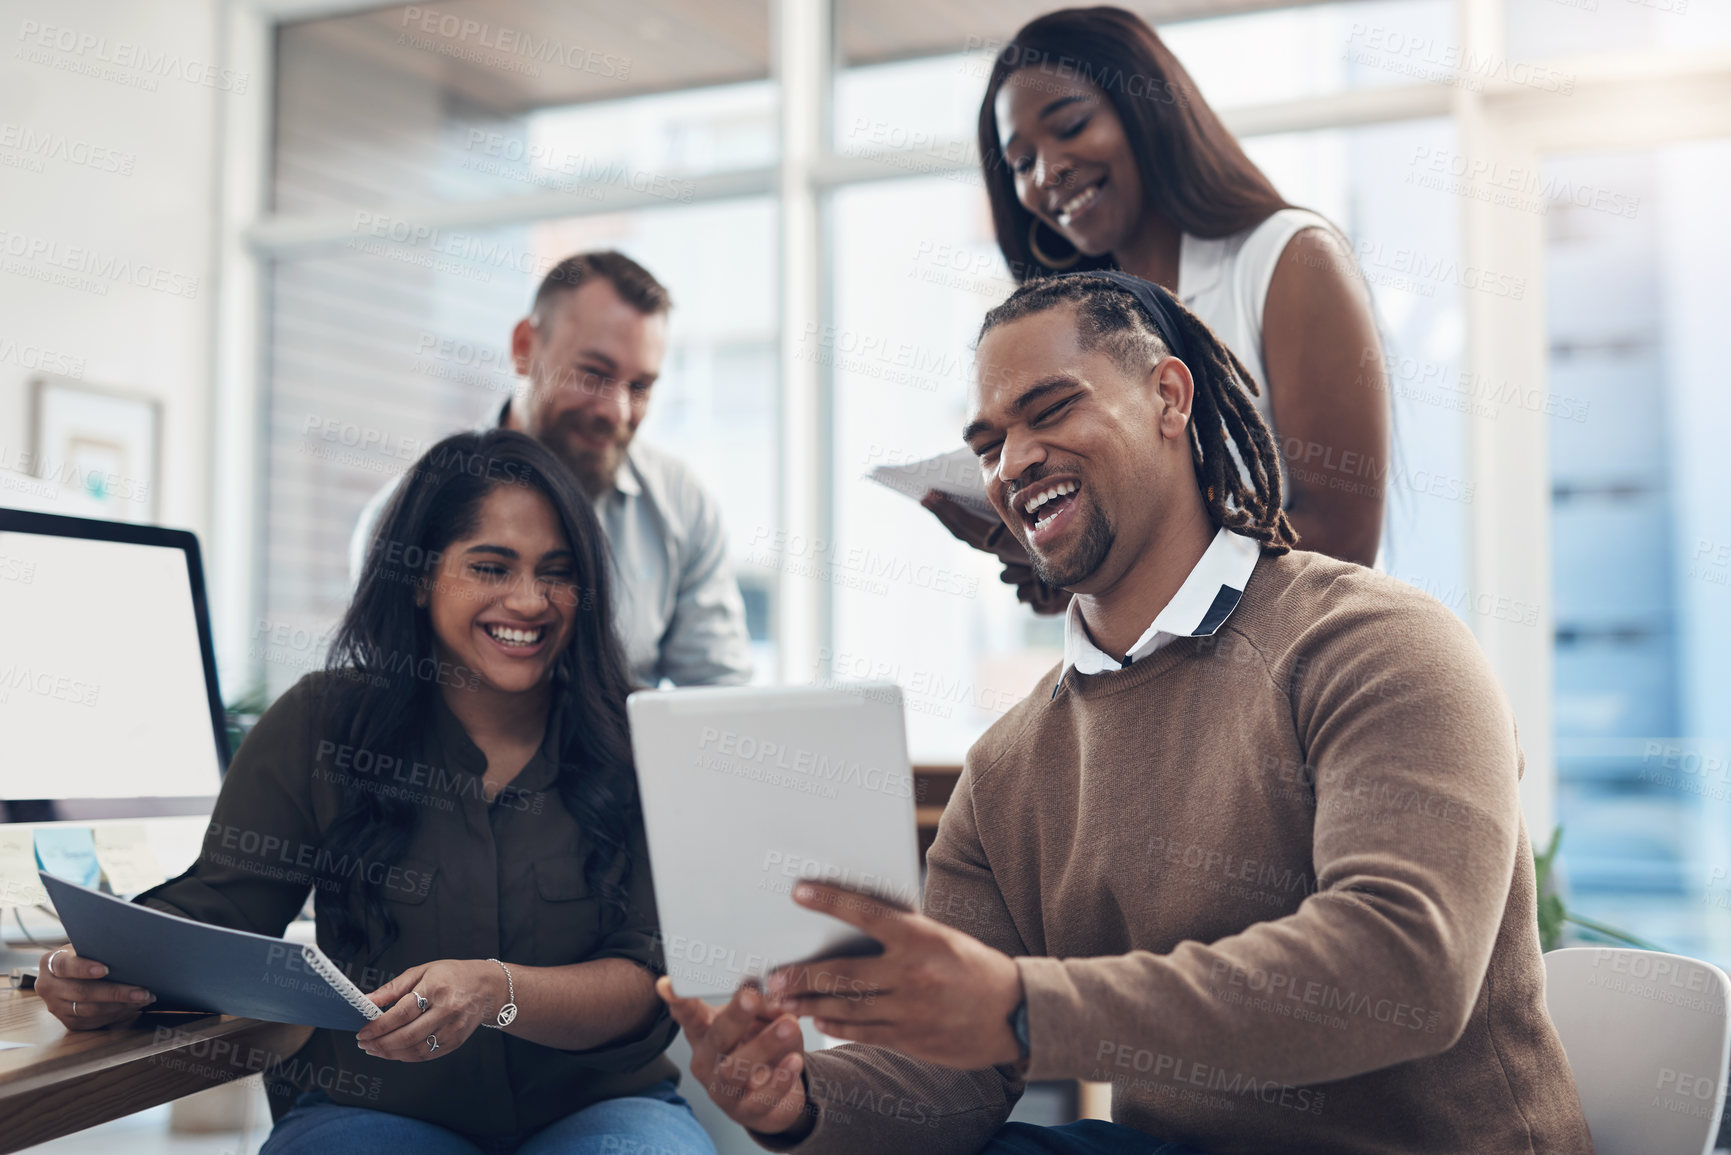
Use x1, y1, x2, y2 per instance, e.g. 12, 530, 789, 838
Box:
0, 509, 226, 819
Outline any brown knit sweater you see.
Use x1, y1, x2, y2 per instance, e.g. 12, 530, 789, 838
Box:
769, 549, 1592, 1154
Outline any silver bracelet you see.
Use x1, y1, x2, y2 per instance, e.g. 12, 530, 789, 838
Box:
482, 958, 517, 1028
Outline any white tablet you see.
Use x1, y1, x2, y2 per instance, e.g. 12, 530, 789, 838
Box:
627, 683, 921, 997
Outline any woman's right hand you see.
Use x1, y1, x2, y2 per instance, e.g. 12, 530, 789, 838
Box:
920, 491, 1073, 615
35, 947, 154, 1030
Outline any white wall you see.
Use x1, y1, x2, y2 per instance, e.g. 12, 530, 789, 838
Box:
0, 0, 234, 895
0, 0, 227, 536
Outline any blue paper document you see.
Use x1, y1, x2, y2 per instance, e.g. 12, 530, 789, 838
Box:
41, 873, 382, 1031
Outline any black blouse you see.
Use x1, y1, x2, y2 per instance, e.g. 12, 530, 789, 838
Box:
136, 671, 677, 1139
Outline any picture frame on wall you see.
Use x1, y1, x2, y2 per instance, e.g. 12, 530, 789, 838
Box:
27, 376, 161, 523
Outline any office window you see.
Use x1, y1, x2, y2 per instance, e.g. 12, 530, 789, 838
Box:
834, 0, 1452, 109
274, 3, 772, 213
1161, 0, 1454, 107
532, 82, 776, 184
260, 227, 533, 699
1548, 141, 1731, 967
834, 53, 983, 159
1504, 0, 1731, 58
258, 3, 776, 700
1242, 118, 1469, 603
827, 174, 1031, 761
831, 2, 1455, 196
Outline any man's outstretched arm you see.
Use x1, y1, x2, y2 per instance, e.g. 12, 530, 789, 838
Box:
662, 771, 1030, 1154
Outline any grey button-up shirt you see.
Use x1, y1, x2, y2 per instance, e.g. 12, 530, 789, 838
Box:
349, 410, 752, 688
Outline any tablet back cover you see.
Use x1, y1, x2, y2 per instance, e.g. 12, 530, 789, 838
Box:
628, 683, 921, 997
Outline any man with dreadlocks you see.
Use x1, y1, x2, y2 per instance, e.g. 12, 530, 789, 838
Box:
660, 273, 1592, 1155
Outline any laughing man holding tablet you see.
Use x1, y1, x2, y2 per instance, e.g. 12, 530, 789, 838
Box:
660, 273, 1593, 1154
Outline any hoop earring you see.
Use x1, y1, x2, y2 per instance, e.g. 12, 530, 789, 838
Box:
1028, 218, 1081, 271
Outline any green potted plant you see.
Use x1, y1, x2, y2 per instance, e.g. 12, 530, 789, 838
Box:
1534, 827, 1665, 953
222, 684, 271, 761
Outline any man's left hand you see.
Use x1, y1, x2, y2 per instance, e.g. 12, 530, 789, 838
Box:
765, 883, 1024, 1070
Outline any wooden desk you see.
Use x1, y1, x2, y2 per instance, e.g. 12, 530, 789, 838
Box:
0, 765, 1050, 1151
0, 987, 312, 1153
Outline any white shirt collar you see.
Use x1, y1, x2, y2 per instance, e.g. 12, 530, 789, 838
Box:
1060, 527, 1261, 678
612, 442, 643, 497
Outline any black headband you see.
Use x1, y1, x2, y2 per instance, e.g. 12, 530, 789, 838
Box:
1075, 270, 1190, 366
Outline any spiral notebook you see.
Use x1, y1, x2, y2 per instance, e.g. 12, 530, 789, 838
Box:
40, 872, 382, 1031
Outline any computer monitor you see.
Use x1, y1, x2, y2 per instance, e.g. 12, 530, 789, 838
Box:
0, 507, 228, 821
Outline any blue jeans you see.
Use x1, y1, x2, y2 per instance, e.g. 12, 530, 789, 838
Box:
980, 1119, 1204, 1154
259, 1078, 716, 1155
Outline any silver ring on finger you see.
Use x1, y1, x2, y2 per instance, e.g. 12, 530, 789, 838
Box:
414, 992, 429, 1014
47, 948, 69, 978
71, 1000, 77, 1016
425, 1034, 439, 1053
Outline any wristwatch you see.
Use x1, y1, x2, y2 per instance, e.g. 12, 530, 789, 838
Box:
1007, 998, 1031, 1063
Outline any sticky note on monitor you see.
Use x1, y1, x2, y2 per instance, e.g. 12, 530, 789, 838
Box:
34, 826, 100, 889
0, 829, 49, 908
94, 824, 166, 896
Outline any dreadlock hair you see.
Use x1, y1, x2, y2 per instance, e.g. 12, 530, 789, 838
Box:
978, 274, 1298, 554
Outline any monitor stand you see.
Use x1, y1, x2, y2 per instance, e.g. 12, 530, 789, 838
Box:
1, 905, 69, 976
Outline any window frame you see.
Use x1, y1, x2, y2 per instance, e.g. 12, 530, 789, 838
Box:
217, 0, 1731, 838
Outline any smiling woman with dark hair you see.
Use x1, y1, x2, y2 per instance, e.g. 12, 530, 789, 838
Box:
35, 429, 716, 1155
924, 5, 1392, 603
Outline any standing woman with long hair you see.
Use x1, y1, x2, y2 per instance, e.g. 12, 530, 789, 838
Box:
34, 430, 715, 1155
925, 5, 1390, 608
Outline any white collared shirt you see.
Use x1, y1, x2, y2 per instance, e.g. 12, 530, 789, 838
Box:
1061, 526, 1262, 678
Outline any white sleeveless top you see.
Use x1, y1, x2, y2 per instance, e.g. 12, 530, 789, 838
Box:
1175, 207, 1382, 566
1176, 207, 1336, 438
